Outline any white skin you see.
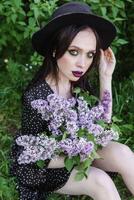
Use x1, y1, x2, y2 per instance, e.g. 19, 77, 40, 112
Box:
46, 28, 134, 199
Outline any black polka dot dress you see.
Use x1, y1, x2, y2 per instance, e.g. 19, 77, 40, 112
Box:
10, 80, 71, 200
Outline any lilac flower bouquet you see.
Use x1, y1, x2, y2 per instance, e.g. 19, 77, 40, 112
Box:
16, 88, 119, 180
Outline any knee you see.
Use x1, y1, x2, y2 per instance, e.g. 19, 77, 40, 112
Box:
116, 143, 132, 159
94, 169, 114, 190
87, 168, 116, 196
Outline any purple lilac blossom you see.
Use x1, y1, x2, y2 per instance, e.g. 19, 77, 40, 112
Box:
66, 121, 78, 138
31, 91, 117, 149
48, 120, 63, 136
31, 99, 48, 109
100, 90, 111, 123
31, 94, 78, 137
31, 99, 51, 120
77, 97, 90, 127
16, 135, 58, 164
87, 123, 104, 136
17, 91, 119, 168
96, 129, 119, 147
47, 94, 74, 110
59, 138, 94, 161
65, 109, 77, 121
67, 97, 77, 107
88, 104, 104, 120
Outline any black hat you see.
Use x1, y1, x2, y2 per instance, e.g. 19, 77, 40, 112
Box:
32, 1, 117, 56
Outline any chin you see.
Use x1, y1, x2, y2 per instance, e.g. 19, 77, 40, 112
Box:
70, 79, 80, 82
69, 76, 80, 82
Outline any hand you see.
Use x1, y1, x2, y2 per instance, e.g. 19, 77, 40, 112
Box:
99, 47, 116, 78
47, 155, 65, 168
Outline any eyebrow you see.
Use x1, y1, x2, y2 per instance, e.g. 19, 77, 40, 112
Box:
69, 45, 96, 53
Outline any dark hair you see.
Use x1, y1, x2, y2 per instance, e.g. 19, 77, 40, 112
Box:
25, 24, 101, 94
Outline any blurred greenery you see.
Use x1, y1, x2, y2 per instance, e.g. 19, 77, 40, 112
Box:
0, 0, 134, 200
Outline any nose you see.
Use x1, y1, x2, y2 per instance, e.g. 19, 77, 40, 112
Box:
76, 55, 86, 69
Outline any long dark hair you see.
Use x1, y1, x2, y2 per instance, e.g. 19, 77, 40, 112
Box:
24, 24, 101, 94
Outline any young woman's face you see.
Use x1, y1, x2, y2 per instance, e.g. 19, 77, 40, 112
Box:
57, 27, 97, 83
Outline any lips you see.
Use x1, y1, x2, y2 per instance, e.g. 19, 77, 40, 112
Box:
72, 71, 83, 77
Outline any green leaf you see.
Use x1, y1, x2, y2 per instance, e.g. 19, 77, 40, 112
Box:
121, 124, 134, 131
75, 171, 85, 181
36, 160, 45, 169
62, 131, 67, 140
89, 0, 100, 3
17, 21, 26, 26
73, 155, 80, 165
29, 17, 36, 26
73, 87, 81, 95
86, 133, 95, 142
34, 0, 41, 3
111, 124, 121, 133
12, 0, 22, 8
96, 120, 106, 128
64, 157, 75, 171
77, 128, 85, 137
112, 116, 122, 123
11, 14, 17, 23
116, 1, 125, 8
24, 29, 30, 38
111, 7, 119, 19
100, 7, 107, 16
91, 150, 101, 160
80, 159, 92, 169
86, 95, 99, 106
117, 39, 128, 45
113, 17, 126, 22
33, 6, 40, 19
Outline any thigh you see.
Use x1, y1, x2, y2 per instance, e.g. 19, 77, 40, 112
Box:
55, 166, 113, 197
92, 141, 132, 172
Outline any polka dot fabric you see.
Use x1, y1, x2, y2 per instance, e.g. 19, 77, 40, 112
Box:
10, 80, 71, 200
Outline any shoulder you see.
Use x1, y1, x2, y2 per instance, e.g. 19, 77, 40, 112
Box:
22, 80, 53, 105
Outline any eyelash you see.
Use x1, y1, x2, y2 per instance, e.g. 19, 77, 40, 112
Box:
68, 49, 95, 59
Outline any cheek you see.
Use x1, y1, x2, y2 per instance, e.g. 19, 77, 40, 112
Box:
57, 54, 72, 71
85, 59, 93, 71
57, 55, 68, 68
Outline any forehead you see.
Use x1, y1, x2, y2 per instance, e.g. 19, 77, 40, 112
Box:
70, 28, 96, 51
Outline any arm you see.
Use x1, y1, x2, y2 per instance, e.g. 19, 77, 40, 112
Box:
21, 90, 46, 135
11, 84, 66, 192
47, 155, 65, 168
99, 47, 116, 122
22, 90, 65, 168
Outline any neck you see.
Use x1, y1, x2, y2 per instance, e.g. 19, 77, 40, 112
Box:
45, 76, 72, 99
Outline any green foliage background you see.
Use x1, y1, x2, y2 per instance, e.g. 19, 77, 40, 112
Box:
0, 0, 134, 199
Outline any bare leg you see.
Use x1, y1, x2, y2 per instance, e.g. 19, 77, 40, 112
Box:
55, 167, 121, 200
92, 141, 134, 195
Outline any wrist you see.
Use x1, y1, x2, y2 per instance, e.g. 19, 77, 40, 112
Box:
99, 77, 112, 97
99, 75, 112, 84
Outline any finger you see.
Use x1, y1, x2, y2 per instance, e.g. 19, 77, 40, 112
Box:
100, 49, 105, 59
99, 49, 105, 69
104, 48, 115, 62
107, 47, 115, 59
104, 50, 111, 61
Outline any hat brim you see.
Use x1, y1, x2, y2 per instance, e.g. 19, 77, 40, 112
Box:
32, 13, 117, 56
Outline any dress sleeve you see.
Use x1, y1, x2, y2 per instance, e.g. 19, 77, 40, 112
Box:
11, 132, 50, 190
21, 90, 48, 135
11, 88, 50, 190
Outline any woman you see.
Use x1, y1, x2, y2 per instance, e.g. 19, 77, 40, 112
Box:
10, 2, 134, 200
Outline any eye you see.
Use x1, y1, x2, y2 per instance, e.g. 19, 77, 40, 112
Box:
68, 49, 78, 56
87, 52, 95, 59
